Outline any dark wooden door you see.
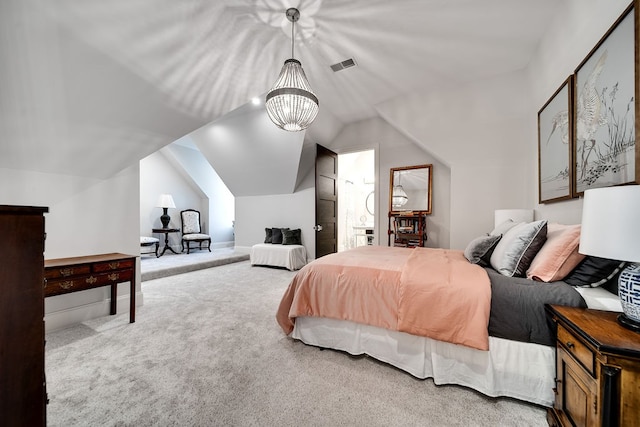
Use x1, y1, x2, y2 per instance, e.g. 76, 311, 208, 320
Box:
315, 144, 338, 258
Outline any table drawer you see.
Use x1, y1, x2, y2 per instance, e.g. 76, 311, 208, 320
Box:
44, 265, 91, 280
44, 270, 133, 296
558, 324, 595, 376
93, 259, 134, 272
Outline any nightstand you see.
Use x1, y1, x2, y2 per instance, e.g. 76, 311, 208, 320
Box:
545, 305, 640, 427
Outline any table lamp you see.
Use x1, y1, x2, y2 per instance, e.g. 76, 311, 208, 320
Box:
156, 194, 176, 228
579, 185, 640, 332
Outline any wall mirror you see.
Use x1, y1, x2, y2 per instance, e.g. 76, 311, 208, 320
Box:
389, 164, 432, 214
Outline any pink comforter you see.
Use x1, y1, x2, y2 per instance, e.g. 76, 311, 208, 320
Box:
276, 246, 491, 350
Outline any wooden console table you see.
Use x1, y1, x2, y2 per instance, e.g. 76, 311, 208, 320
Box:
44, 253, 137, 323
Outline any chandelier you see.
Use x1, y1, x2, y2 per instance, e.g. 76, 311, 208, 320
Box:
392, 172, 409, 207
392, 185, 409, 207
265, 8, 319, 132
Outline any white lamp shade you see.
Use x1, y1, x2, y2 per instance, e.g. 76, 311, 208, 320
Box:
156, 194, 176, 209
579, 185, 640, 262
494, 209, 534, 228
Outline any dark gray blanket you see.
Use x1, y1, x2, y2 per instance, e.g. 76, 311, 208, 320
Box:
485, 267, 587, 346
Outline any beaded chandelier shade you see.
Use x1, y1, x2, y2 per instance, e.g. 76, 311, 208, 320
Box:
265, 8, 319, 132
392, 185, 409, 207
392, 172, 409, 207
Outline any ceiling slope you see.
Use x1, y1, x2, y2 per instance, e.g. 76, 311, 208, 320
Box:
189, 100, 304, 197
2, 0, 564, 182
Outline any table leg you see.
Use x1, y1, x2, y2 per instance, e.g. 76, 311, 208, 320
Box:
110, 284, 117, 315
130, 264, 136, 323
158, 232, 179, 257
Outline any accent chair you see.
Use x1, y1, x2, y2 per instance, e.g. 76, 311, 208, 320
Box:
180, 209, 212, 254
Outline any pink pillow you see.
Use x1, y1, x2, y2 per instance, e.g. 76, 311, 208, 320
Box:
526, 223, 585, 282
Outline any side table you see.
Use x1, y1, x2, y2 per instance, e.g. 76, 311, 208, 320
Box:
152, 228, 180, 257
545, 304, 640, 426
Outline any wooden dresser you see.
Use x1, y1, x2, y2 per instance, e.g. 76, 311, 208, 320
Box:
546, 305, 640, 427
44, 253, 137, 323
0, 205, 48, 427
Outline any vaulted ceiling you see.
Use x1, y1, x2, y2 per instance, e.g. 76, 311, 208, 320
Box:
1, 0, 564, 191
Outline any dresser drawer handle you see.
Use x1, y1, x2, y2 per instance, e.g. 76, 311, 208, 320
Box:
566, 342, 574, 349
108, 262, 120, 269
60, 280, 74, 290
86, 276, 97, 284
108, 273, 120, 281
60, 268, 74, 277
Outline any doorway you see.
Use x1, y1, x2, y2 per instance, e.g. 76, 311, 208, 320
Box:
337, 149, 375, 252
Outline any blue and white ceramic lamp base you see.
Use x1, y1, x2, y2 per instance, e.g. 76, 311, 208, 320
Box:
618, 263, 640, 332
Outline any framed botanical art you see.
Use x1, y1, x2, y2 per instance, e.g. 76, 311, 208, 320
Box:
538, 76, 574, 203
573, 3, 637, 195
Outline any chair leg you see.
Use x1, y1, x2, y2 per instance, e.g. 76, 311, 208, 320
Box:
207, 239, 211, 252
154, 242, 159, 258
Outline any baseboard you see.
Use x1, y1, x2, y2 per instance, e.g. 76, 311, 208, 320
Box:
44, 292, 143, 333
213, 240, 234, 249
160, 241, 233, 254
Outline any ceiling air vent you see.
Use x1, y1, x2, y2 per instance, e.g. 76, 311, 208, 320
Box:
330, 58, 357, 72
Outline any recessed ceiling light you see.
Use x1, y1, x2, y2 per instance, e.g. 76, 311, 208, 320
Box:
252, 97, 261, 105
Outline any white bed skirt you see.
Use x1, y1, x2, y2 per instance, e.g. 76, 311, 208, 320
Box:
292, 316, 555, 407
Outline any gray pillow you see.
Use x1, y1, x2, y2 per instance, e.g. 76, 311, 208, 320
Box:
464, 234, 502, 266
490, 220, 548, 277
282, 228, 302, 245
564, 256, 626, 288
271, 227, 288, 244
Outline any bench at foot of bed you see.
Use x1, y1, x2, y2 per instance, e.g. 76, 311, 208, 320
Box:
250, 243, 307, 271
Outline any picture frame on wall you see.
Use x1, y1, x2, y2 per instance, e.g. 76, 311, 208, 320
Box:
538, 76, 574, 203
573, 3, 637, 195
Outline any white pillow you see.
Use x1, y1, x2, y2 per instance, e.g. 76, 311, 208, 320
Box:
490, 220, 548, 277
489, 219, 519, 236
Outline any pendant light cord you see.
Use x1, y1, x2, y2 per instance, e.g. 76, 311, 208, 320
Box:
291, 16, 295, 59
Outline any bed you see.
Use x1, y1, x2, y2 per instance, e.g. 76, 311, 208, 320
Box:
276, 235, 623, 407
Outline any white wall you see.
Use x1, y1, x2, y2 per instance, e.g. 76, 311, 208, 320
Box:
235, 117, 450, 259
330, 117, 451, 249
235, 169, 316, 258
528, 0, 632, 222
0, 165, 140, 332
162, 141, 235, 246
376, 71, 530, 249
373, 0, 632, 248
189, 100, 304, 197
140, 150, 208, 252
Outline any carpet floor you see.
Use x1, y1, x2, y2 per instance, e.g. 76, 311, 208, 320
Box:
45, 261, 547, 426
140, 247, 250, 281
